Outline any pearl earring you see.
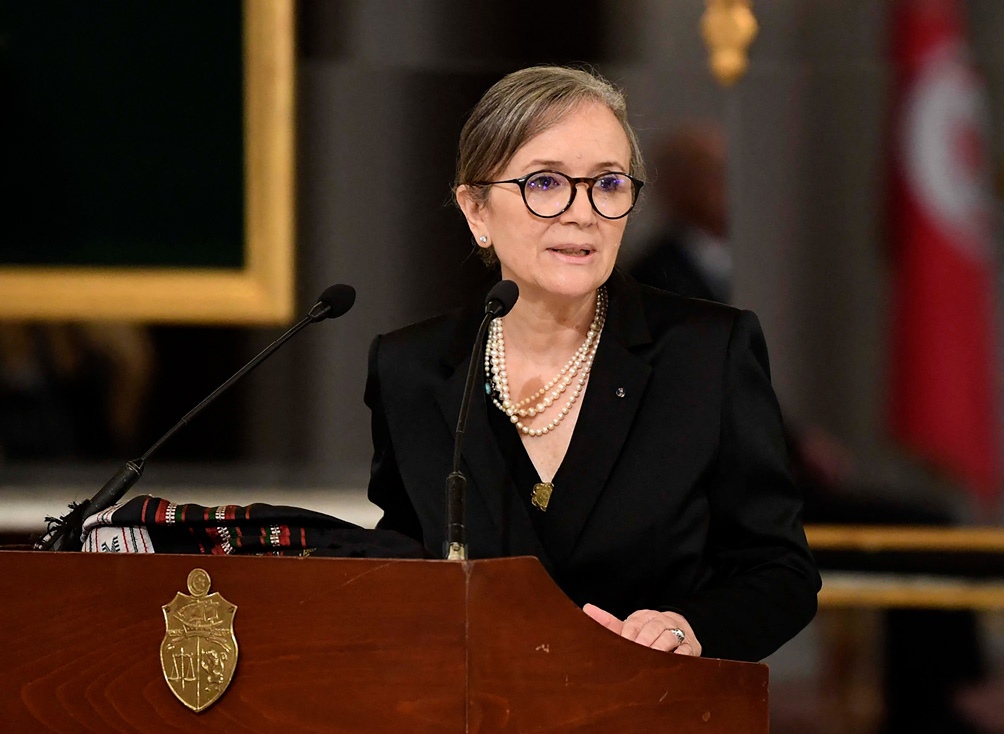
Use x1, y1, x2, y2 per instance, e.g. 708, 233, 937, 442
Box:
479, 235, 488, 244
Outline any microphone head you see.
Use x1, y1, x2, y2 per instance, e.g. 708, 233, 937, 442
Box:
309, 284, 356, 321
485, 280, 519, 317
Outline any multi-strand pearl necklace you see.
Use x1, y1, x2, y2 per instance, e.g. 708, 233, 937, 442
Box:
484, 287, 607, 437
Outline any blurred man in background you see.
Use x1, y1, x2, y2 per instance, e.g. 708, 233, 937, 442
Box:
630, 123, 988, 734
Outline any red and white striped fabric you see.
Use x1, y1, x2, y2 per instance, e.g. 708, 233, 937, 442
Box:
82, 504, 154, 553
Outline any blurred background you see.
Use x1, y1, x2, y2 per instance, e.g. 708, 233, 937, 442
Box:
2, 1, 1004, 731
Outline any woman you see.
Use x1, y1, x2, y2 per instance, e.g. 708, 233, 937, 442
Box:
365, 66, 819, 662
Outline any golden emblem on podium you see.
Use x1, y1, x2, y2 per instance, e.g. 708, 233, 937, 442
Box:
161, 568, 238, 712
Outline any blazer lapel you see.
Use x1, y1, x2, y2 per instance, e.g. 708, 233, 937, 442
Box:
545, 271, 654, 567
434, 307, 554, 567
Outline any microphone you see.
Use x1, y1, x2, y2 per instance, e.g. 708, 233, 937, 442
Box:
445, 280, 519, 560
36, 284, 357, 552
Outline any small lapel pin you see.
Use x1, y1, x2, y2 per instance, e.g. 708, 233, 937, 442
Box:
615, 387, 626, 398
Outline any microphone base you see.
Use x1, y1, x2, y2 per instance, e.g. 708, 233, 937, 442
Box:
445, 542, 467, 561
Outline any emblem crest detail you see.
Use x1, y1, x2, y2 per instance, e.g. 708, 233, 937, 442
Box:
161, 568, 238, 712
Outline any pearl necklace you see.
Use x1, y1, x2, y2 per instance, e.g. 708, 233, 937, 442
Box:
484, 287, 607, 437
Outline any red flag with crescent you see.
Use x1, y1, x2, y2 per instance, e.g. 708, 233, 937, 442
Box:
888, 0, 1000, 504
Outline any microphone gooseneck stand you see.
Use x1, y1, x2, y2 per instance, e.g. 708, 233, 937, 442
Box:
445, 280, 519, 560
37, 284, 357, 552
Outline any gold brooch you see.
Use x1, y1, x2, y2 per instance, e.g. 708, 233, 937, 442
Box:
161, 568, 238, 712
531, 482, 553, 512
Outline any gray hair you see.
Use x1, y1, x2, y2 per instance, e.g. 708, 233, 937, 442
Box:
455, 65, 645, 216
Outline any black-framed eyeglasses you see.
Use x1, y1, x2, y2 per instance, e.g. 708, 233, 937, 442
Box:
472, 170, 644, 220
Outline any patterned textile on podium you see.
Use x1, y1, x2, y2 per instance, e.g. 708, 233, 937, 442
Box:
80, 494, 427, 558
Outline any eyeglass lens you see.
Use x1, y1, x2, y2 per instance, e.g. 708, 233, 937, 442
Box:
523, 172, 636, 219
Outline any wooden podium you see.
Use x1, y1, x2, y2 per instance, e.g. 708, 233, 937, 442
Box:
0, 551, 768, 732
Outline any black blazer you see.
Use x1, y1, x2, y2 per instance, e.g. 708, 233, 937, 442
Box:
365, 269, 819, 661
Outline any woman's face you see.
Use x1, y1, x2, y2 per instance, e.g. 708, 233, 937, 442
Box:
459, 102, 633, 303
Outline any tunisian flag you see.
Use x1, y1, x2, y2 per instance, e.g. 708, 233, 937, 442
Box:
888, 0, 1000, 503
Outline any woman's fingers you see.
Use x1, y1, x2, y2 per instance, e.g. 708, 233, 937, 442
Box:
673, 642, 698, 656
583, 605, 702, 657
582, 603, 623, 634
624, 613, 679, 648
622, 610, 702, 655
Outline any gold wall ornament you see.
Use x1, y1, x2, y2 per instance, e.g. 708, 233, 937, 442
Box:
161, 569, 239, 712
701, 0, 759, 87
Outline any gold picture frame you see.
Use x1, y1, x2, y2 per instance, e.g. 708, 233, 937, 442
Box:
0, 0, 295, 325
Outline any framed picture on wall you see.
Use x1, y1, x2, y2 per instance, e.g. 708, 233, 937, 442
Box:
0, 0, 295, 324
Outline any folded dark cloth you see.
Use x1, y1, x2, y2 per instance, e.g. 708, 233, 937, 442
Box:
80, 494, 428, 558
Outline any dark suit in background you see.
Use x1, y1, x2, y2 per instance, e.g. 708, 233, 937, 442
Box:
632, 232, 985, 733
630, 229, 725, 304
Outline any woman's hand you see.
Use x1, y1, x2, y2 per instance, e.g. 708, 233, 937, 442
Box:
582, 603, 702, 656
